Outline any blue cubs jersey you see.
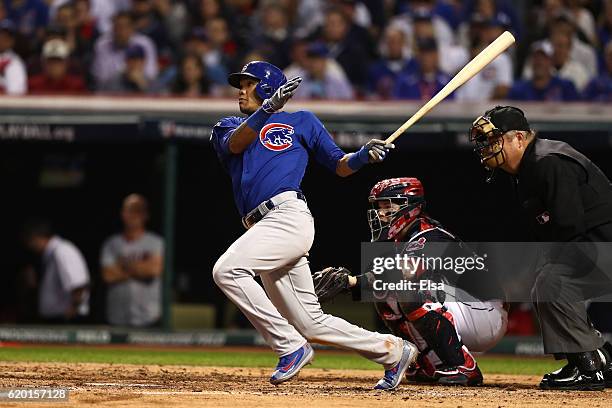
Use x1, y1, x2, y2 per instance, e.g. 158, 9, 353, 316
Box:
210, 110, 346, 216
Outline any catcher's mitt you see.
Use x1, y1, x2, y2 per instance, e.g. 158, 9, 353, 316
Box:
312, 266, 351, 303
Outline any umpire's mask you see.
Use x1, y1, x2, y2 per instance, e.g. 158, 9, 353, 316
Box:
469, 105, 531, 171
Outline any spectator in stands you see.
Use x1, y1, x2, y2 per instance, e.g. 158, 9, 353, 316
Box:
104, 44, 152, 94
317, 7, 372, 91
0, 19, 26, 95
49, 1, 95, 78
205, 17, 238, 71
91, 11, 158, 92
583, 41, 612, 102
411, 9, 468, 76
22, 219, 90, 323
465, 0, 522, 40
367, 27, 415, 99
4, 0, 49, 40
170, 52, 211, 97
330, 0, 378, 36
28, 38, 86, 94
79, 0, 131, 35
550, 30, 591, 91
393, 37, 452, 100
566, 0, 597, 46
182, 26, 228, 87
250, 3, 291, 69
71, 0, 99, 60
101, 194, 164, 328
190, 0, 228, 27
550, 14, 597, 79
283, 39, 308, 78
52, 2, 78, 53
457, 11, 487, 50
292, 42, 353, 100
289, 0, 324, 40
599, 0, 612, 51
131, 0, 169, 55
152, 0, 189, 49
534, 0, 565, 39
389, 0, 454, 47
508, 41, 579, 101
455, 39, 512, 101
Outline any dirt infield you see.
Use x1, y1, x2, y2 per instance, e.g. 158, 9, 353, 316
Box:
0, 362, 610, 408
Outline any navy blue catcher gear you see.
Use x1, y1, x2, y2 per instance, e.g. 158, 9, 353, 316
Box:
228, 61, 288, 101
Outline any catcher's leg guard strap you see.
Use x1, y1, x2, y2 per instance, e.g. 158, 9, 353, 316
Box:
406, 308, 465, 368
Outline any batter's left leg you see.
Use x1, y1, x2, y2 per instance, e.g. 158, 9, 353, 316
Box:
261, 259, 407, 367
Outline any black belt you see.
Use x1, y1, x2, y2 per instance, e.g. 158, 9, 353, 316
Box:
242, 191, 306, 229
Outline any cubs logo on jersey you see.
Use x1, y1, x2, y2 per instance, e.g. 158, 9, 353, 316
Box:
259, 123, 294, 151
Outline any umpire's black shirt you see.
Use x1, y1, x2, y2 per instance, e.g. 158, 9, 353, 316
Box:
515, 137, 612, 242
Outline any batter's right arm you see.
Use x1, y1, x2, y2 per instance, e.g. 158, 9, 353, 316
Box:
336, 139, 396, 177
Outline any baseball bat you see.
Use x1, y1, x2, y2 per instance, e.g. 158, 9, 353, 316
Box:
384, 31, 516, 144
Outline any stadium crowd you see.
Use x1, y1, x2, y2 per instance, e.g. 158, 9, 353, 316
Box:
0, 0, 610, 101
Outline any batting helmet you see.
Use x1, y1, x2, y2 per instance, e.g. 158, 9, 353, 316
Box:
228, 61, 287, 101
368, 178, 426, 242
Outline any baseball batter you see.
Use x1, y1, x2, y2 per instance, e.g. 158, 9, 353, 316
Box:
209, 61, 418, 389
313, 178, 508, 386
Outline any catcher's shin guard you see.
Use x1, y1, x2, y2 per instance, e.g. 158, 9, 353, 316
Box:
377, 301, 483, 386
403, 304, 465, 369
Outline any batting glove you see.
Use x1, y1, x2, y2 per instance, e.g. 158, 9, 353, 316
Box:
364, 139, 395, 163
349, 139, 395, 170
262, 76, 302, 113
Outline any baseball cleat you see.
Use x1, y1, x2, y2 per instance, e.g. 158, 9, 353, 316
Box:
435, 365, 484, 386
599, 341, 612, 388
539, 366, 605, 391
436, 347, 483, 386
269, 343, 314, 385
406, 347, 483, 386
540, 351, 605, 391
374, 340, 419, 391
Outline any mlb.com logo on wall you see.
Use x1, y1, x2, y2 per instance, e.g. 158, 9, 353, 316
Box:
259, 123, 294, 151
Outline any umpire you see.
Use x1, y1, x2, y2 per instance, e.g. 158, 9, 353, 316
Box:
468, 106, 612, 390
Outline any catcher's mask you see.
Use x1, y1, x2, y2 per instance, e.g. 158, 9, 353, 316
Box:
368, 177, 425, 242
469, 105, 531, 174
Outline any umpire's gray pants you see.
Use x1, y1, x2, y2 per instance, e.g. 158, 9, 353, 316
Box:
531, 262, 606, 354
213, 194, 404, 364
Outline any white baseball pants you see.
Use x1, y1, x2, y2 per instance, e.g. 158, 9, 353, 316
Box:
444, 299, 508, 352
213, 193, 404, 364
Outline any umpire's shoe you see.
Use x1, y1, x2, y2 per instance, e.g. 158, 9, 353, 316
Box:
599, 341, 612, 387
539, 351, 605, 391
374, 340, 419, 390
270, 343, 314, 385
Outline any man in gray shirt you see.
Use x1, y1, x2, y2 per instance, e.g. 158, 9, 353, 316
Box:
101, 194, 164, 327
22, 220, 90, 323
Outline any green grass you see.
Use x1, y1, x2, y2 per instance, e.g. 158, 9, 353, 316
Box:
0, 346, 563, 375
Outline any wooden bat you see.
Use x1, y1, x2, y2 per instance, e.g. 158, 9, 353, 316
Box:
384, 31, 516, 145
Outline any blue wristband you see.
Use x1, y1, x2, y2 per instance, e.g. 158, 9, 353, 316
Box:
245, 107, 271, 133
347, 147, 369, 171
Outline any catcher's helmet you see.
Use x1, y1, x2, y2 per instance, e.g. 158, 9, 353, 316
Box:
469, 105, 531, 169
228, 61, 287, 101
368, 177, 425, 242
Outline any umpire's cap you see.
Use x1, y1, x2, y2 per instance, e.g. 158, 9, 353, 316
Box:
484, 105, 531, 133
228, 61, 287, 100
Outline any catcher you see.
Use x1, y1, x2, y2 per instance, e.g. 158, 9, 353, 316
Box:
313, 177, 508, 386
